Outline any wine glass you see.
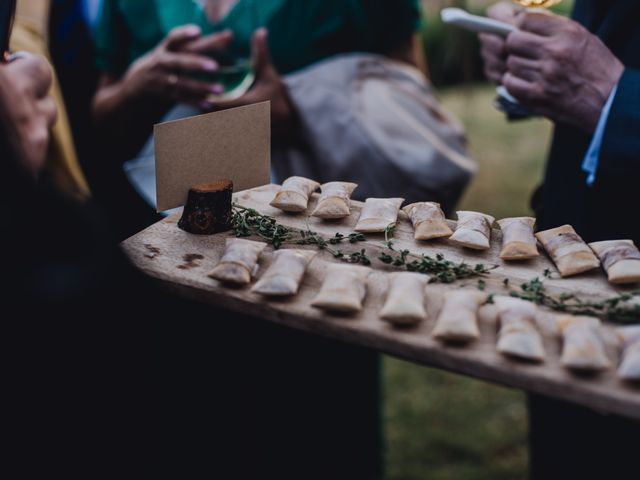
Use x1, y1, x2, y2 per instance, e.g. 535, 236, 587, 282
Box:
512, 0, 562, 9
192, 0, 258, 101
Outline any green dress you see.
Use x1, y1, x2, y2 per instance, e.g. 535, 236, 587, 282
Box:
95, 0, 422, 76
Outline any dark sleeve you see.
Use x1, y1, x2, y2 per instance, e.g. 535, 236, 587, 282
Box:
94, 0, 130, 75
599, 68, 640, 174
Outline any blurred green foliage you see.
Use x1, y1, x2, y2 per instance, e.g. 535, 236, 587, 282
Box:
421, 0, 574, 86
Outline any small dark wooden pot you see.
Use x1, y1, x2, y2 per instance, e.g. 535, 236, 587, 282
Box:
178, 180, 233, 235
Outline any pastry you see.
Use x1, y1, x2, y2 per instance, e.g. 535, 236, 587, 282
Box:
252, 249, 317, 297
209, 238, 267, 286
432, 290, 484, 343
311, 264, 371, 314
497, 217, 539, 260
311, 182, 358, 219
449, 211, 495, 250
589, 240, 640, 284
354, 198, 405, 233
557, 315, 611, 372
402, 202, 453, 241
536, 225, 600, 277
270, 176, 320, 213
380, 272, 428, 326
494, 296, 545, 362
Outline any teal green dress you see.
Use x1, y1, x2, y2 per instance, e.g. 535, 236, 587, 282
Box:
95, 0, 422, 76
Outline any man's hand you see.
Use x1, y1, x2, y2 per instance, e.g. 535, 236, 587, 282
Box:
202, 29, 296, 141
0, 54, 57, 176
121, 25, 233, 106
479, 1, 521, 84
502, 12, 624, 132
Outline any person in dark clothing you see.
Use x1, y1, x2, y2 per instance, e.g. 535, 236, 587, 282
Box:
480, 1, 640, 478
4, 12, 381, 479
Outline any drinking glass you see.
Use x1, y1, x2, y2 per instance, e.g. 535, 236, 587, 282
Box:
192, 0, 258, 101
512, 0, 562, 9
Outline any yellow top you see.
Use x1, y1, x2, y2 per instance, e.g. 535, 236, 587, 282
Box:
10, 0, 91, 200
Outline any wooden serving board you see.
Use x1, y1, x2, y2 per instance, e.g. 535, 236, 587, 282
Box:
122, 184, 640, 419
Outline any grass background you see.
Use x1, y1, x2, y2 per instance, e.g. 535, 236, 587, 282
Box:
382, 85, 553, 479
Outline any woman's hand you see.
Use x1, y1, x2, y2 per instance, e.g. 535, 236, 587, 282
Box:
0, 53, 57, 176
92, 25, 234, 156
121, 25, 233, 106
202, 29, 297, 141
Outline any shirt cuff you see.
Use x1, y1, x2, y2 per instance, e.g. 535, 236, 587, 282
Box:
581, 83, 619, 186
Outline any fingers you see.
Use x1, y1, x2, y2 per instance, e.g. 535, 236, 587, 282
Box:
487, 1, 520, 23
502, 71, 542, 104
160, 51, 218, 73
10, 54, 53, 98
181, 30, 234, 54
506, 55, 542, 83
170, 76, 224, 102
251, 28, 277, 78
163, 24, 202, 51
479, 33, 507, 84
505, 30, 545, 60
39, 96, 58, 127
518, 11, 562, 36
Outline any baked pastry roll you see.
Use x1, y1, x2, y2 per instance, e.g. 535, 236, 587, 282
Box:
252, 249, 317, 297
402, 202, 453, 241
616, 325, 640, 381
588, 240, 640, 284
354, 198, 405, 233
432, 290, 484, 343
535, 225, 600, 277
270, 176, 320, 213
209, 238, 267, 286
494, 296, 545, 362
557, 315, 610, 372
449, 211, 495, 250
497, 217, 539, 261
311, 182, 358, 219
311, 264, 371, 314
380, 273, 428, 326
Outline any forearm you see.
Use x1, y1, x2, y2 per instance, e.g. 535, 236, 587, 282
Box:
92, 77, 171, 160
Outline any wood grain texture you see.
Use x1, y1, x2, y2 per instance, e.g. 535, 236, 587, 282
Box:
122, 184, 640, 419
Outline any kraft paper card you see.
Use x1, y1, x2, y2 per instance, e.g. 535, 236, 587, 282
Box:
155, 101, 271, 212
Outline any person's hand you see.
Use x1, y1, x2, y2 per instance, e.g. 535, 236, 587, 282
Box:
0, 53, 57, 176
502, 12, 624, 133
201, 29, 296, 140
479, 1, 522, 84
121, 25, 233, 106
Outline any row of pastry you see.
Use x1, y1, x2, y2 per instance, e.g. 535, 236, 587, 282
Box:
208, 238, 639, 382
269, 176, 640, 284
435, 292, 639, 382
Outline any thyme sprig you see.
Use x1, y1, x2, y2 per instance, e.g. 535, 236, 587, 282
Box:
379, 236, 498, 284
231, 204, 495, 281
231, 204, 370, 264
231, 204, 293, 248
510, 277, 640, 325
297, 229, 371, 265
